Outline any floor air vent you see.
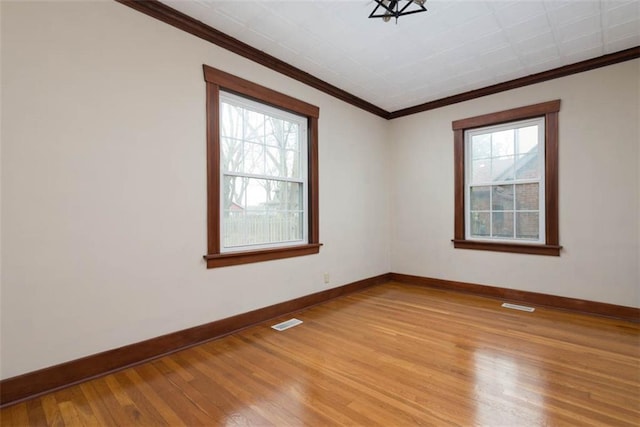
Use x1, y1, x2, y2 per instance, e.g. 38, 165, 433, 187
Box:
271, 318, 303, 331
501, 303, 535, 312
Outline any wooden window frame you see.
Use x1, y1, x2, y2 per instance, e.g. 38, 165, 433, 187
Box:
202, 65, 321, 268
452, 100, 562, 256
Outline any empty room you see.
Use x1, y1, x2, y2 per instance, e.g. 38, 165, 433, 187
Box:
1, 0, 639, 425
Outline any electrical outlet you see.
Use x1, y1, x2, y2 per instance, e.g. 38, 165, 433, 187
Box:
323, 273, 330, 284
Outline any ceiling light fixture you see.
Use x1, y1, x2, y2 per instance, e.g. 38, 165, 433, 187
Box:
369, 0, 427, 23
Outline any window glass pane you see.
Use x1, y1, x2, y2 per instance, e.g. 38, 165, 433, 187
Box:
222, 177, 266, 211
223, 210, 303, 248
470, 212, 490, 237
492, 212, 514, 238
285, 150, 300, 179
470, 186, 490, 211
258, 178, 276, 210
285, 122, 300, 150
515, 152, 539, 180
266, 146, 282, 177
221, 137, 243, 173
515, 125, 539, 179
243, 141, 265, 175
222, 175, 247, 210
515, 183, 539, 210
284, 182, 303, 210
517, 125, 538, 155
491, 156, 514, 181
287, 211, 304, 241
491, 129, 514, 156
243, 109, 264, 143
516, 212, 539, 239
265, 117, 281, 147
265, 118, 300, 151
222, 176, 303, 247
492, 185, 513, 210
221, 102, 244, 140
472, 159, 490, 183
472, 134, 491, 159
265, 147, 301, 179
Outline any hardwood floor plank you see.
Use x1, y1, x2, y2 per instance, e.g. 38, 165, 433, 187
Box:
1, 282, 638, 426
110, 370, 171, 425
102, 376, 133, 408
153, 357, 193, 382
40, 394, 64, 427
132, 363, 211, 426
2, 401, 30, 426
123, 368, 185, 426
25, 398, 48, 426
77, 382, 118, 426
55, 382, 103, 426
84, 378, 144, 426
178, 350, 275, 425
92, 374, 162, 426
57, 400, 83, 427
149, 358, 226, 422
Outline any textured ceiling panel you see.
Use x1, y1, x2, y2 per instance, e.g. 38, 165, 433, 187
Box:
162, 0, 640, 112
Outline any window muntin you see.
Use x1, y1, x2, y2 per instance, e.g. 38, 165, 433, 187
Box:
220, 91, 308, 252
465, 118, 545, 244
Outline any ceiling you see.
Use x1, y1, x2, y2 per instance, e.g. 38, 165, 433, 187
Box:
161, 0, 640, 112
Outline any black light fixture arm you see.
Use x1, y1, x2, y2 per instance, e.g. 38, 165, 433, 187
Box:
369, 0, 427, 23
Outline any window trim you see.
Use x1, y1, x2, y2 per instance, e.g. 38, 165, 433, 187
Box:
203, 65, 321, 268
452, 100, 562, 256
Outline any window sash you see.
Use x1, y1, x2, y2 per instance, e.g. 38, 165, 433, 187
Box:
464, 117, 545, 244
219, 92, 309, 253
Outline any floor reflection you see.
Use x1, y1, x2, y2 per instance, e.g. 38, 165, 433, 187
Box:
473, 349, 547, 426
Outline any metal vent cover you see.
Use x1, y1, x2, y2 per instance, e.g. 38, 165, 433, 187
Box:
501, 303, 535, 312
271, 318, 303, 331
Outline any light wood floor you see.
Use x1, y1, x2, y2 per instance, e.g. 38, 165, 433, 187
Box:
2, 282, 639, 426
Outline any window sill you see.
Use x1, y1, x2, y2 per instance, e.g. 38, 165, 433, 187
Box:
452, 239, 561, 256
204, 243, 322, 268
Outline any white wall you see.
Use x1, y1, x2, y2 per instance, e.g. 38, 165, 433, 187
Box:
0, 1, 391, 379
390, 59, 640, 307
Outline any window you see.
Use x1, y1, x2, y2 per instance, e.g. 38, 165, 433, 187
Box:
452, 100, 561, 256
203, 65, 321, 268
